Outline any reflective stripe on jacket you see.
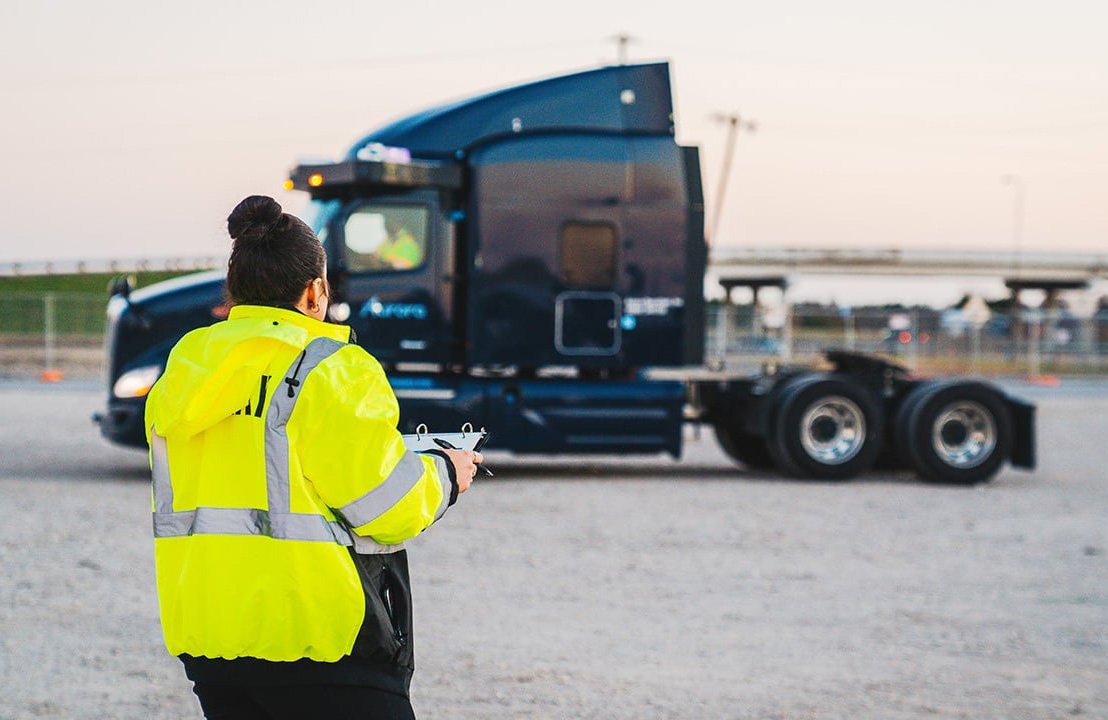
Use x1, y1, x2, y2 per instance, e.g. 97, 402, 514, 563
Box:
144, 304, 455, 663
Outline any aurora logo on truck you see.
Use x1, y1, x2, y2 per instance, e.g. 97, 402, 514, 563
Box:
620, 297, 684, 330
360, 297, 429, 320
624, 297, 684, 316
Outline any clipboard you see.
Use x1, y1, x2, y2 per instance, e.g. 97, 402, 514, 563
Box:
401, 423, 488, 453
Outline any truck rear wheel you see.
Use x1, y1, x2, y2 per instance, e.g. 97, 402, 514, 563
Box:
767, 374, 884, 480
895, 382, 1012, 484
714, 424, 775, 471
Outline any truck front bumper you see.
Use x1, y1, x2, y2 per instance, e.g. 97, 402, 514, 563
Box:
93, 397, 149, 449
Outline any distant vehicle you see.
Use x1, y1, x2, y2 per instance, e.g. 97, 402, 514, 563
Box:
96, 63, 1035, 484
941, 308, 968, 337
981, 314, 1008, 337
879, 313, 932, 352
879, 329, 932, 352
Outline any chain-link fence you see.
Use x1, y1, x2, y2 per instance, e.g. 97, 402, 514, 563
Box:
0, 293, 105, 380
3, 292, 1108, 380
706, 302, 1108, 375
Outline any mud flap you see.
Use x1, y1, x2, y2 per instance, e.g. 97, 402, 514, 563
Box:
1006, 395, 1036, 469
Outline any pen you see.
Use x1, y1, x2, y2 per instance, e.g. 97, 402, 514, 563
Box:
433, 437, 494, 477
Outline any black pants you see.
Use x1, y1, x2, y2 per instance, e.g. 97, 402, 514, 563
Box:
192, 681, 416, 720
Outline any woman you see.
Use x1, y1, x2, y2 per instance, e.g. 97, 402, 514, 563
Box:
145, 195, 480, 719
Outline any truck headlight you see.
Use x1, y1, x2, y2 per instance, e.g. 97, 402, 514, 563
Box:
113, 365, 161, 398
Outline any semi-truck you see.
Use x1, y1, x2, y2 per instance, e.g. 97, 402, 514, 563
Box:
96, 62, 1035, 484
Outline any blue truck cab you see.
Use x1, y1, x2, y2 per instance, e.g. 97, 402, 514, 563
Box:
102, 63, 700, 458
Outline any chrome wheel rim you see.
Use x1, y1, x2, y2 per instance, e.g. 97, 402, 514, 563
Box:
799, 395, 867, 465
931, 400, 996, 468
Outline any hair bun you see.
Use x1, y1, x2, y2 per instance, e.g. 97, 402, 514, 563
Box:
227, 195, 284, 242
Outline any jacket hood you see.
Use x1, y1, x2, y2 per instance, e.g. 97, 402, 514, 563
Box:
147, 306, 350, 439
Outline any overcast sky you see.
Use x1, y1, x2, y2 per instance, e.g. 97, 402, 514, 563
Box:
1, 0, 1105, 272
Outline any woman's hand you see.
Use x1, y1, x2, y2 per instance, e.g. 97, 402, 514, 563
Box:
442, 450, 483, 494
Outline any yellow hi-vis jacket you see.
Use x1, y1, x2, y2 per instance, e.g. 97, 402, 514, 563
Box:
144, 304, 455, 663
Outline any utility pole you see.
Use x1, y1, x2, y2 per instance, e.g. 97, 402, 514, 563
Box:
607, 33, 637, 65
709, 112, 756, 246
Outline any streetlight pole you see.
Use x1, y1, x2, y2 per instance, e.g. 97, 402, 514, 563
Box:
1001, 174, 1025, 278
1002, 173, 1039, 375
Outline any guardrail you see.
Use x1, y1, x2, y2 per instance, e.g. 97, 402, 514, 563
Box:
708, 247, 1108, 280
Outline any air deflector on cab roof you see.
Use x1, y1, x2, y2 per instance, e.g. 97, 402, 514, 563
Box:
347, 63, 675, 159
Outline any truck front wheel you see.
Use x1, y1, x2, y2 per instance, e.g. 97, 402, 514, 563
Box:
767, 374, 884, 480
895, 382, 1012, 485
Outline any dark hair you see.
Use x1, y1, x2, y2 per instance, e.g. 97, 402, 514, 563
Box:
225, 195, 327, 307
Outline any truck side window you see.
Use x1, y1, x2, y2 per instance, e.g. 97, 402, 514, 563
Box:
343, 205, 429, 273
560, 222, 617, 288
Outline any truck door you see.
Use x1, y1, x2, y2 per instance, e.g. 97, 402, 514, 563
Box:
554, 221, 622, 356
331, 192, 453, 365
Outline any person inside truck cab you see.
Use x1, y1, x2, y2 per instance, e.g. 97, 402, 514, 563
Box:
344, 209, 425, 272
144, 195, 481, 719
378, 217, 423, 270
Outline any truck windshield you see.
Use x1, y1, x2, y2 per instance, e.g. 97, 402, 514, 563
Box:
300, 199, 342, 243
342, 204, 429, 273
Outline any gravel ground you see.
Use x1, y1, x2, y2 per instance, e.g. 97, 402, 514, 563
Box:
0, 380, 1105, 719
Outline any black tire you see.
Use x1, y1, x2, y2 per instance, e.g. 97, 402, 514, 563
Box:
766, 374, 884, 480
895, 381, 1012, 485
892, 380, 942, 469
714, 423, 775, 470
